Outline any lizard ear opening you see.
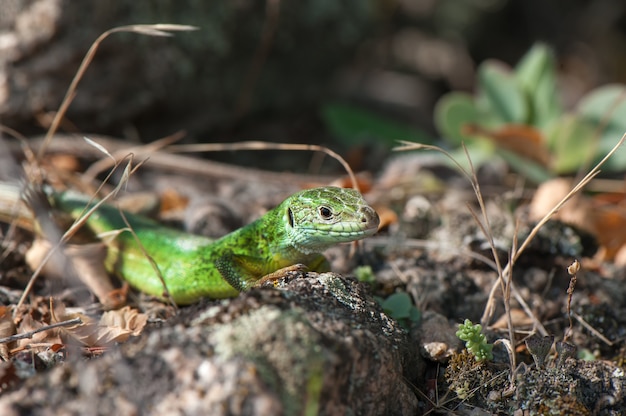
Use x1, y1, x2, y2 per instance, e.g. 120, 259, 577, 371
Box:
287, 207, 294, 228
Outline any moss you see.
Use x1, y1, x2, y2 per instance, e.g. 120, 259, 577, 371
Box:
211, 306, 325, 415
444, 349, 508, 411
515, 367, 589, 415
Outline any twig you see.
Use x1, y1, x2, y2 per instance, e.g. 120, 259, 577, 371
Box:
0, 317, 82, 345
166, 141, 359, 191
6, 135, 343, 186
572, 312, 612, 346
82, 131, 186, 181
563, 259, 580, 342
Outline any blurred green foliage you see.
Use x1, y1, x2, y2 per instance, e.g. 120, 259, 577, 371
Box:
435, 43, 626, 181
321, 103, 433, 149
320, 44, 626, 182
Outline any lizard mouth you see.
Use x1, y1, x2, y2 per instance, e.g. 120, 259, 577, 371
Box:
299, 206, 380, 243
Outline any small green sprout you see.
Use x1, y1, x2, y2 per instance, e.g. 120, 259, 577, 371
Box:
456, 319, 493, 362
353, 265, 376, 284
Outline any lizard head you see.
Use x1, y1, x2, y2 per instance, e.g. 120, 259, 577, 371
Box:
280, 186, 380, 254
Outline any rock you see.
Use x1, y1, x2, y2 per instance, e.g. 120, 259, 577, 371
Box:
412, 310, 463, 362
0, 272, 419, 414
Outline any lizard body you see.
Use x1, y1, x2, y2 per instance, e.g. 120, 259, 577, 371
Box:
52, 187, 379, 304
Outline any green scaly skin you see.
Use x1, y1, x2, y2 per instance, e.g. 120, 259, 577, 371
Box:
52, 187, 380, 305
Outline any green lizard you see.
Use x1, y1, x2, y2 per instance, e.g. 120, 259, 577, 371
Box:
50, 186, 379, 304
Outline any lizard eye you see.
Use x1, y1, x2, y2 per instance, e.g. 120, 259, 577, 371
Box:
318, 206, 333, 219
287, 207, 294, 227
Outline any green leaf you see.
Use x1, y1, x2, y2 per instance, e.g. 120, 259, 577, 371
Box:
497, 148, 553, 183
379, 292, 420, 323
516, 44, 552, 89
545, 115, 596, 174
434, 92, 481, 145
515, 43, 562, 127
478, 60, 528, 124
577, 84, 626, 171
321, 103, 432, 148
380, 292, 412, 319
446, 140, 497, 173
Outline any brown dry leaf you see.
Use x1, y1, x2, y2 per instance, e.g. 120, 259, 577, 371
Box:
159, 188, 189, 215
530, 178, 626, 262
328, 176, 374, 194
46, 154, 82, 172
0, 306, 16, 360
529, 178, 592, 232
16, 314, 63, 349
589, 204, 626, 262
374, 205, 398, 230
54, 306, 147, 347
464, 123, 551, 166
490, 308, 534, 330
25, 239, 122, 308
116, 191, 161, 216
99, 306, 148, 338
101, 284, 130, 310
614, 245, 626, 266
53, 311, 97, 347
0, 361, 19, 393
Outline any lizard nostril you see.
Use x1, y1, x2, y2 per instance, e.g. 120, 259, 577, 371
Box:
359, 206, 380, 228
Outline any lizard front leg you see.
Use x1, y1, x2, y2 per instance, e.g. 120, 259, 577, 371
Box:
214, 250, 267, 292
252, 254, 330, 287
216, 251, 330, 290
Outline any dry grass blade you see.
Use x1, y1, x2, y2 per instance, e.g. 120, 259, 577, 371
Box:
118, 210, 177, 309
481, 132, 626, 325
83, 131, 186, 181
57, 157, 145, 238
14, 156, 146, 314
0, 134, 40, 263
531, 132, 625, 251
394, 141, 519, 372
25, 239, 121, 309
40, 24, 198, 159
396, 132, 626, 349
571, 312, 613, 346
84, 136, 116, 162
166, 141, 359, 191
139, 24, 199, 32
